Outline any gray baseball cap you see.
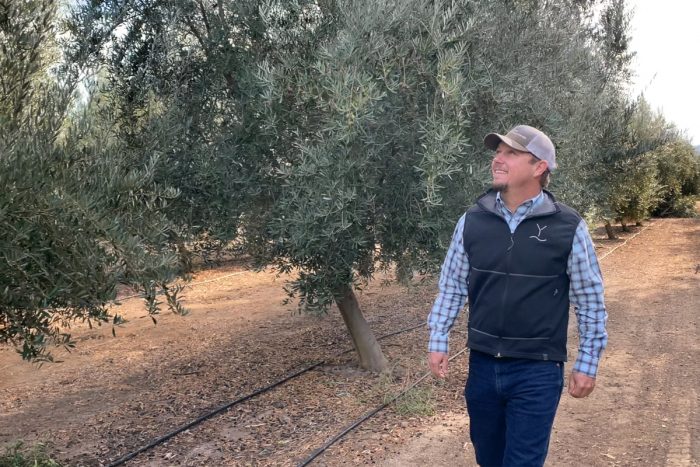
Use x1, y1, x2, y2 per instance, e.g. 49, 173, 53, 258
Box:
484, 125, 557, 170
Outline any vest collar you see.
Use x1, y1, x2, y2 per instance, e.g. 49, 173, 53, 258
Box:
476, 189, 560, 219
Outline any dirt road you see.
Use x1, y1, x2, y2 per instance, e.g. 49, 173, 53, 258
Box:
1, 216, 698, 466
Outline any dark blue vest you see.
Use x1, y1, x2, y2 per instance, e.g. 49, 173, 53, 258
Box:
463, 190, 581, 361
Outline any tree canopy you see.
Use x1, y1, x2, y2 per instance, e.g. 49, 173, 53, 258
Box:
0, 0, 185, 361
2, 0, 697, 366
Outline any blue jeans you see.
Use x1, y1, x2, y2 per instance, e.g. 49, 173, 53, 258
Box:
465, 350, 564, 467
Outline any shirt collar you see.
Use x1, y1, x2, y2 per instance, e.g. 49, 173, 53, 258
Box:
495, 190, 545, 213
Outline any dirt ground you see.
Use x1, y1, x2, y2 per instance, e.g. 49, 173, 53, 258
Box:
1, 215, 698, 466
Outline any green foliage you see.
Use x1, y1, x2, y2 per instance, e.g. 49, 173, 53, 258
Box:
652, 140, 700, 216
6, 0, 695, 365
595, 96, 683, 225
64, 0, 680, 314
254, 0, 649, 307
257, 0, 480, 308
0, 0, 185, 361
65, 0, 308, 250
608, 152, 661, 223
662, 196, 698, 218
0, 442, 61, 467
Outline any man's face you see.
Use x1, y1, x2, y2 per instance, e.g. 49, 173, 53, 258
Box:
491, 142, 544, 192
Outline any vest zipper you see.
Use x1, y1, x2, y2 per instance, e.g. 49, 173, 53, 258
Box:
497, 232, 514, 357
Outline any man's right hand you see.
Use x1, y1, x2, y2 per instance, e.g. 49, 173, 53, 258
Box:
428, 352, 449, 378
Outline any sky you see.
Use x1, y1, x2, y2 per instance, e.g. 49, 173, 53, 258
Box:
626, 0, 700, 144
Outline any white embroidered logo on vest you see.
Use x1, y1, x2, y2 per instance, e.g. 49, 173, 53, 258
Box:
529, 223, 548, 242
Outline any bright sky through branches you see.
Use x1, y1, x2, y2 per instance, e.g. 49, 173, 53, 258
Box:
626, 0, 700, 144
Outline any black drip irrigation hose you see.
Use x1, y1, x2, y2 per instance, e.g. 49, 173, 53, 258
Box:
297, 346, 470, 467
106, 321, 425, 466
106, 361, 323, 467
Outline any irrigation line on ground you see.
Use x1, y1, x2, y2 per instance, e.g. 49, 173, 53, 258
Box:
105, 321, 425, 467
598, 220, 659, 261
297, 347, 470, 467
105, 360, 323, 467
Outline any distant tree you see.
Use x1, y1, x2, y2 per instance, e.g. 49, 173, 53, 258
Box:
572, 0, 637, 237
608, 97, 678, 228
608, 153, 660, 230
653, 140, 700, 217
0, 0, 184, 361
588, 89, 700, 234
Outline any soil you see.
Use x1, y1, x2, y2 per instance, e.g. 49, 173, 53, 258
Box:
1, 215, 698, 467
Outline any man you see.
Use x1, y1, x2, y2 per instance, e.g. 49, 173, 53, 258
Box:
427, 125, 607, 467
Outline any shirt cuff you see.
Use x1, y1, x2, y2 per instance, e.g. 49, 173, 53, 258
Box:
428, 331, 449, 354
572, 353, 600, 378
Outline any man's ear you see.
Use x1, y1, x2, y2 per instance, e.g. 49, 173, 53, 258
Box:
534, 160, 549, 176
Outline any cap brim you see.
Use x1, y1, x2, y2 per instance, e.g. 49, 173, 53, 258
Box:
484, 133, 529, 152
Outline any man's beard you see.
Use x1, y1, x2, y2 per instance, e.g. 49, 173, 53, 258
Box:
492, 182, 508, 193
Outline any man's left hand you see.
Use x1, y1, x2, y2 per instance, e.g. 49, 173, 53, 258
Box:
568, 371, 596, 398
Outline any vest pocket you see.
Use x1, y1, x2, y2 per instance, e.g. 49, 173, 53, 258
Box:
501, 274, 569, 340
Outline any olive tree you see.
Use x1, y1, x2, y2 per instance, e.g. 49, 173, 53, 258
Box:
255, 0, 480, 371
0, 0, 184, 361
653, 140, 700, 217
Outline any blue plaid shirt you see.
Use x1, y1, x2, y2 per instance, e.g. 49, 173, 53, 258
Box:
427, 191, 608, 377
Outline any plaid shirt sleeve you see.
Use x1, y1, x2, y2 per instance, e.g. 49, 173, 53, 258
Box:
427, 214, 470, 354
568, 219, 608, 378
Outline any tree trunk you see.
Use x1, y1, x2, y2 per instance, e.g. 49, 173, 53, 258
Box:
175, 238, 194, 273
334, 284, 388, 373
604, 220, 617, 240
620, 218, 630, 232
